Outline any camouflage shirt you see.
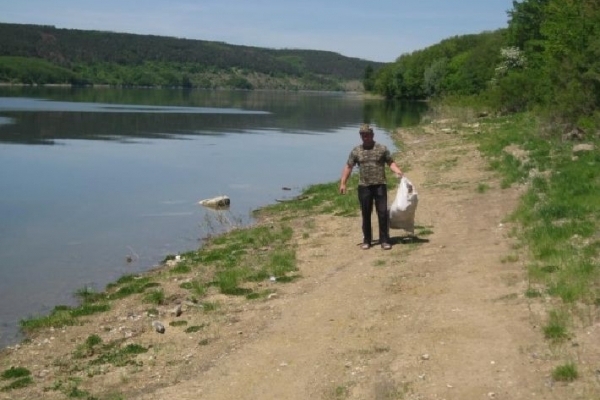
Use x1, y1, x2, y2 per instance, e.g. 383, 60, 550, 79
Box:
347, 142, 394, 186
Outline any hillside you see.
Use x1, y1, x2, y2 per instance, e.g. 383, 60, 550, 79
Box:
0, 23, 385, 90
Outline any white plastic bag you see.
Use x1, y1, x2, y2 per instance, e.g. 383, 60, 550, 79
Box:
389, 176, 418, 234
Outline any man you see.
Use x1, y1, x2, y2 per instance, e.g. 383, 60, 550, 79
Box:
339, 124, 403, 250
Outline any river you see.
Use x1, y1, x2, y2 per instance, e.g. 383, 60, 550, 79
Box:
0, 87, 426, 347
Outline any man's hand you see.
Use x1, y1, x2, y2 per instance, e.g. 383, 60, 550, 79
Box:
339, 183, 347, 195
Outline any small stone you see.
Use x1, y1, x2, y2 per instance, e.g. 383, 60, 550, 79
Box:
421, 354, 430, 360
488, 392, 497, 398
171, 304, 182, 317
152, 320, 166, 334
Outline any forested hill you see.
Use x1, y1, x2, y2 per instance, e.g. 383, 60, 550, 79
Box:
0, 23, 385, 90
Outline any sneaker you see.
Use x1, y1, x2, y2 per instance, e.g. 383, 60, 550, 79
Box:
381, 243, 392, 250
361, 243, 371, 250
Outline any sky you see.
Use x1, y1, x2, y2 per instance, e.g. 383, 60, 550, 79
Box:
0, 0, 515, 63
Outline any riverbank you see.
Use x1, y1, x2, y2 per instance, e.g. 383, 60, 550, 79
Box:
2, 110, 599, 399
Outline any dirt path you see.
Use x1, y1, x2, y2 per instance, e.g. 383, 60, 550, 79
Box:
3, 118, 591, 399
141, 122, 568, 399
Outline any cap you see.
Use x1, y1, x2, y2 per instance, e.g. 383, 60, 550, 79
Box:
359, 124, 373, 134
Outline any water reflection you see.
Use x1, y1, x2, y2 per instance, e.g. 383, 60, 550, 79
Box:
0, 89, 389, 145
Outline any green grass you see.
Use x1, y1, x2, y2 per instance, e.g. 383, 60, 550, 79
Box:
89, 343, 148, 367
1, 376, 34, 391
473, 111, 600, 340
185, 324, 208, 333
73, 334, 103, 359
143, 288, 165, 305
1, 366, 31, 380
543, 310, 569, 342
20, 302, 111, 332
552, 363, 579, 382
0, 366, 33, 392
476, 182, 490, 193
201, 301, 219, 312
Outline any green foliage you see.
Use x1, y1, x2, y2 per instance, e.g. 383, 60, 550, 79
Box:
363, 65, 375, 91
499, 0, 600, 127
0, 23, 384, 90
0, 56, 79, 84
372, 30, 506, 100
552, 363, 579, 382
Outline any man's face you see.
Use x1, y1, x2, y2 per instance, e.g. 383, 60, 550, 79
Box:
360, 131, 374, 145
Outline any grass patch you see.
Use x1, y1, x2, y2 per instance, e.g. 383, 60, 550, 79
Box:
89, 342, 148, 367
169, 320, 188, 327
543, 310, 569, 341
472, 112, 600, 344
185, 324, 208, 333
179, 280, 207, 297
202, 301, 219, 312
552, 363, 578, 382
525, 288, 543, 298
1, 366, 31, 380
417, 228, 434, 236
1, 366, 33, 392
143, 289, 165, 305
20, 302, 110, 332
1, 376, 33, 391
476, 182, 490, 193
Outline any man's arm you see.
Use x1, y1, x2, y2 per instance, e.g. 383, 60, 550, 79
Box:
388, 161, 403, 178
339, 164, 353, 194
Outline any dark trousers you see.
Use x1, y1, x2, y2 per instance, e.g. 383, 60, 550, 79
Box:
358, 184, 389, 245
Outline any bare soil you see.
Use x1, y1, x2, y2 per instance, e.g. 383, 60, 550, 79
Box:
2, 116, 599, 399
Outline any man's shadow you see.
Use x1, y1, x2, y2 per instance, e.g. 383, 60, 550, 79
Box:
389, 235, 429, 245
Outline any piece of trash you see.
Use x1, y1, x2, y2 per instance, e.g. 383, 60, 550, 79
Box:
198, 195, 230, 209
270, 276, 277, 282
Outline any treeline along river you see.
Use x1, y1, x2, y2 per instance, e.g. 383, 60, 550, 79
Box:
0, 87, 426, 347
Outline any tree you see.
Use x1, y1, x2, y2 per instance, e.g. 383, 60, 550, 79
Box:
363, 65, 375, 92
